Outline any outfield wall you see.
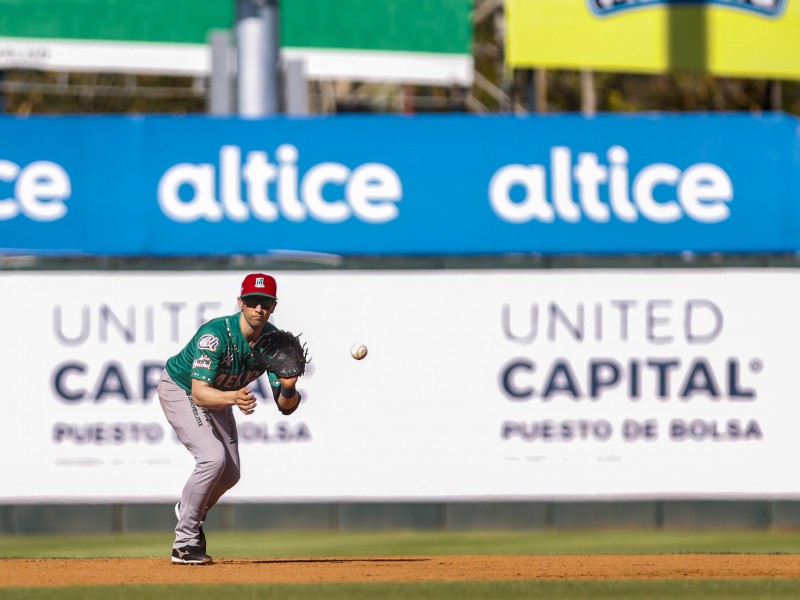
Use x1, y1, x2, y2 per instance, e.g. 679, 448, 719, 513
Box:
3, 500, 800, 535
2, 270, 797, 507
3, 112, 800, 531
1, 113, 798, 256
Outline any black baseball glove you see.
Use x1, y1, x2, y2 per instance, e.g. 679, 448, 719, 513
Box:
252, 329, 310, 378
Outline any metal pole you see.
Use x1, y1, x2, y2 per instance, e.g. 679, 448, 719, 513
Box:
236, 0, 280, 116
284, 57, 309, 115
209, 31, 234, 115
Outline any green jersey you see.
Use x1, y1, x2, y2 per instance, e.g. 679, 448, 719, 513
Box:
165, 312, 278, 394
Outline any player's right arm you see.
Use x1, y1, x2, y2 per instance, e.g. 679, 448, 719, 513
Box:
191, 379, 257, 415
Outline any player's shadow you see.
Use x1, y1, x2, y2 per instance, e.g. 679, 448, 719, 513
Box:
222, 558, 427, 565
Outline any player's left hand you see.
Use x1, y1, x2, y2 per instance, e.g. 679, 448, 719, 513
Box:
252, 329, 310, 378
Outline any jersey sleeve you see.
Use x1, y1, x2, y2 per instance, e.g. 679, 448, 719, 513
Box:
188, 325, 226, 384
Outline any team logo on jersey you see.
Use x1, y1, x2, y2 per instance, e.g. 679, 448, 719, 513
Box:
192, 354, 212, 370
197, 334, 220, 351
588, 0, 785, 17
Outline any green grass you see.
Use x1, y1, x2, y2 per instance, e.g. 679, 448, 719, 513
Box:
3, 580, 800, 600
2, 530, 800, 599
3, 528, 800, 558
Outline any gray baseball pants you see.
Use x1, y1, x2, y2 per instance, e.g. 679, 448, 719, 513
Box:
157, 370, 241, 550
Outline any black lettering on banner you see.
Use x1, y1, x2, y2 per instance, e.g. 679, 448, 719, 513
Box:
52, 362, 87, 401
729, 359, 755, 399
610, 300, 636, 341
93, 361, 133, 401
680, 359, 720, 399
685, 299, 723, 343
53, 302, 228, 347
669, 419, 763, 441
646, 359, 680, 399
501, 420, 612, 442
502, 298, 725, 345
99, 305, 135, 343
52, 361, 166, 403
52, 422, 164, 444
501, 304, 539, 343
499, 357, 760, 402
237, 422, 312, 443
590, 360, 621, 398
53, 306, 89, 346
500, 359, 535, 399
548, 303, 584, 341
497, 295, 763, 446
646, 300, 673, 344
542, 360, 581, 398
629, 360, 640, 399
622, 419, 658, 441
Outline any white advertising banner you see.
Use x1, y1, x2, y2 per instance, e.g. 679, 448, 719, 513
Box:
1, 270, 798, 502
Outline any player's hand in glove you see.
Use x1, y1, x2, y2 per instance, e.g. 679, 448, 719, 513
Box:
252, 329, 310, 378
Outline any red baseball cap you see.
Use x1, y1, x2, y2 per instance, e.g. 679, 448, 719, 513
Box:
240, 273, 277, 299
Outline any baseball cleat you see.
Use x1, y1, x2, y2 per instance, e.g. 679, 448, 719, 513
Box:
171, 545, 213, 565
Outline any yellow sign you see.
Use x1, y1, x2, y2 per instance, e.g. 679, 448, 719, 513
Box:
506, 0, 800, 79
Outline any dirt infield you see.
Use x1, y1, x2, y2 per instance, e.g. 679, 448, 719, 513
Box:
2, 554, 799, 587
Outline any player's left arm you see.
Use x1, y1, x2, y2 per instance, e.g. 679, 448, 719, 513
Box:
276, 375, 301, 414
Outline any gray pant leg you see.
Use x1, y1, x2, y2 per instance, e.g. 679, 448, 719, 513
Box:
158, 370, 241, 550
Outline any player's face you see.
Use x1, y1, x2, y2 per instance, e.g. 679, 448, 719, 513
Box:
239, 296, 276, 327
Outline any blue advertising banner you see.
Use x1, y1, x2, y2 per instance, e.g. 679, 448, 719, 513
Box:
0, 113, 797, 256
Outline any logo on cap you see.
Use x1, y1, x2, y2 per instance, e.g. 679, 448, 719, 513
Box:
241, 273, 277, 298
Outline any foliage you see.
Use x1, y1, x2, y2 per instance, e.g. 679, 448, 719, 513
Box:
0, 5, 797, 117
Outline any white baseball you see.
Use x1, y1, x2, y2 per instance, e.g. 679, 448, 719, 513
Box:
350, 343, 368, 360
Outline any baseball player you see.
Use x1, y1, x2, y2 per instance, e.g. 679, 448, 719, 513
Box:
157, 273, 303, 565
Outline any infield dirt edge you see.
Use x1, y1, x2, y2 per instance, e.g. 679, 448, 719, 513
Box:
2, 554, 800, 587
